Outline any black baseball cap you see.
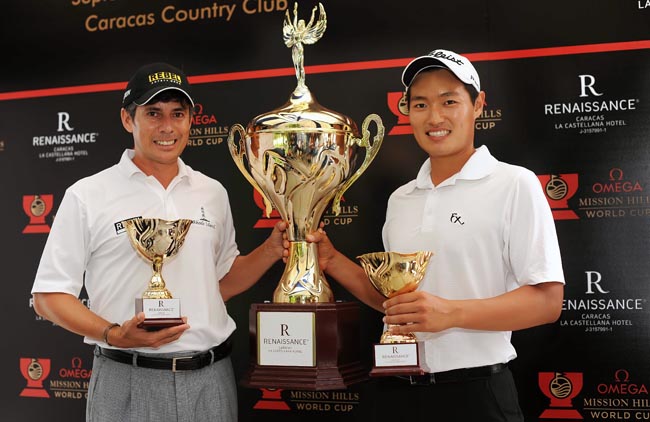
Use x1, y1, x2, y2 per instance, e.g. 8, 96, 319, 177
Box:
122, 62, 194, 108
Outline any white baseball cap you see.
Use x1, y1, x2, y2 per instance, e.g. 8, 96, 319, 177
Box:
401, 49, 481, 92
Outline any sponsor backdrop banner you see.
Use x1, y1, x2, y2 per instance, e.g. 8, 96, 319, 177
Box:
2, 1, 650, 420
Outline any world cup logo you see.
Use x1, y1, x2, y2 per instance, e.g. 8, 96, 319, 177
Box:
19, 358, 51, 398
537, 174, 579, 220
387, 91, 412, 136
22, 194, 54, 233
253, 388, 290, 411
539, 371, 583, 419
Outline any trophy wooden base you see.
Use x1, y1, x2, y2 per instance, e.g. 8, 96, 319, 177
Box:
137, 318, 184, 331
369, 341, 427, 377
370, 365, 426, 377
135, 298, 183, 331
242, 302, 369, 391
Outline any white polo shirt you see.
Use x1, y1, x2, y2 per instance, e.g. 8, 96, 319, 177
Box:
382, 146, 564, 373
32, 150, 240, 353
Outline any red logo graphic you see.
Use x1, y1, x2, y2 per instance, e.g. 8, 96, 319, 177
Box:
386, 92, 412, 136
597, 369, 648, 395
59, 356, 92, 379
191, 103, 218, 125
253, 190, 282, 229
22, 194, 54, 233
253, 388, 290, 411
539, 371, 583, 419
592, 168, 643, 194
537, 174, 579, 220
20, 358, 51, 398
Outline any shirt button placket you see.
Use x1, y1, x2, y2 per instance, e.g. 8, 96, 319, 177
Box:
422, 189, 437, 233
164, 187, 180, 220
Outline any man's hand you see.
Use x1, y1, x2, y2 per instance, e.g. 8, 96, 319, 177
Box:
264, 221, 288, 262
108, 313, 190, 349
383, 291, 457, 334
32, 292, 191, 348
304, 224, 387, 312
305, 225, 338, 272
219, 220, 289, 301
383, 282, 564, 333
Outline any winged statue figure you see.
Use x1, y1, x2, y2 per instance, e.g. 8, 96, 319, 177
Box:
282, 2, 327, 91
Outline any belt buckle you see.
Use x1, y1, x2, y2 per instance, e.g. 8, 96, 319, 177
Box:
171, 356, 192, 372
408, 374, 435, 385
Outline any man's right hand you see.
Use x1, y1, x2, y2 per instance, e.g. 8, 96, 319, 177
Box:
304, 225, 391, 313
305, 226, 339, 272
108, 313, 190, 349
32, 292, 191, 349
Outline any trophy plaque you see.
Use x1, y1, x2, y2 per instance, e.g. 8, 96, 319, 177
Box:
357, 251, 432, 376
228, 2, 384, 390
124, 218, 192, 330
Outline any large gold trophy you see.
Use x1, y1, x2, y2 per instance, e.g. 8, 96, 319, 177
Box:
228, 3, 384, 390
358, 251, 432, 376
125, 218, 192, 330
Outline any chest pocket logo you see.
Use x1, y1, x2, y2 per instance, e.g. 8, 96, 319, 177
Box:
450, 212, 465, 225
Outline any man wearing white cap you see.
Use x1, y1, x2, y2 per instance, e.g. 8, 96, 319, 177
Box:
31, 62, 287, 422
308, 49, 565, 420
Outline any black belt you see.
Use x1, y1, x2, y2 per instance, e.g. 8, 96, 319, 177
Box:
98, 337, 232, 372
408, 363, 507, 385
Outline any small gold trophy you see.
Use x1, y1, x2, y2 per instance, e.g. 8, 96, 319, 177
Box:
124, 218, 192, 330
357, 251, 433, 376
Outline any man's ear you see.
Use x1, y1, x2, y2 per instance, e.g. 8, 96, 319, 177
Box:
474, 91, 486, 118
120, 108, 134, 133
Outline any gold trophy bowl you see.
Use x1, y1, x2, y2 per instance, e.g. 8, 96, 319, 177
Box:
228, 2, 384, 304
124, 218, 192, 329
357, 251, 433, 343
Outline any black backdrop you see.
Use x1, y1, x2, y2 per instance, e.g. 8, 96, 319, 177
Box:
3, 1, 650, 420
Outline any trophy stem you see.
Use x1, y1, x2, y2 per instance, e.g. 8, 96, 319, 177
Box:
143, 256, 173, 299
273, 241, 333, 303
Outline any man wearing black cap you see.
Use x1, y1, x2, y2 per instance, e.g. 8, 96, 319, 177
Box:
31, 62, 287, 422
307, 49, 565, 421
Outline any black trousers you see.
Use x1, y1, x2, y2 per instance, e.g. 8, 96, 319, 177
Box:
371, 367, 524, 422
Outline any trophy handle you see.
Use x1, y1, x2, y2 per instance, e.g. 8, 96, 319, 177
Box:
332, 113, 385, 215
227, 124, 275, 218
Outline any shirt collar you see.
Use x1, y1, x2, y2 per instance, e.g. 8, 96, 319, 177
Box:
117, 149, 190, 182
409, 145, 498, 193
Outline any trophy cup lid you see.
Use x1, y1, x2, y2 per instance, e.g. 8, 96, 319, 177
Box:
247, 87, 359, 136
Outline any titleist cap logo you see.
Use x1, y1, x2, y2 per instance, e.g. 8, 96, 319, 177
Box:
429, 50, 465, 66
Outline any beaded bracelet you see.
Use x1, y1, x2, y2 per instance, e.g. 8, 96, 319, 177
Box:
102, 323, 120, 347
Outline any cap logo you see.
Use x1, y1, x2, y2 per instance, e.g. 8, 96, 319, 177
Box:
122, 89, 131, 101
147, 71, 182, 85
430, 50, 464, 66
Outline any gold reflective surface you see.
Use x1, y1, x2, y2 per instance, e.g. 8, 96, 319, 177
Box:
228, 3, 384, 303
124, 218, 192, 300
357, 251, 432, 343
